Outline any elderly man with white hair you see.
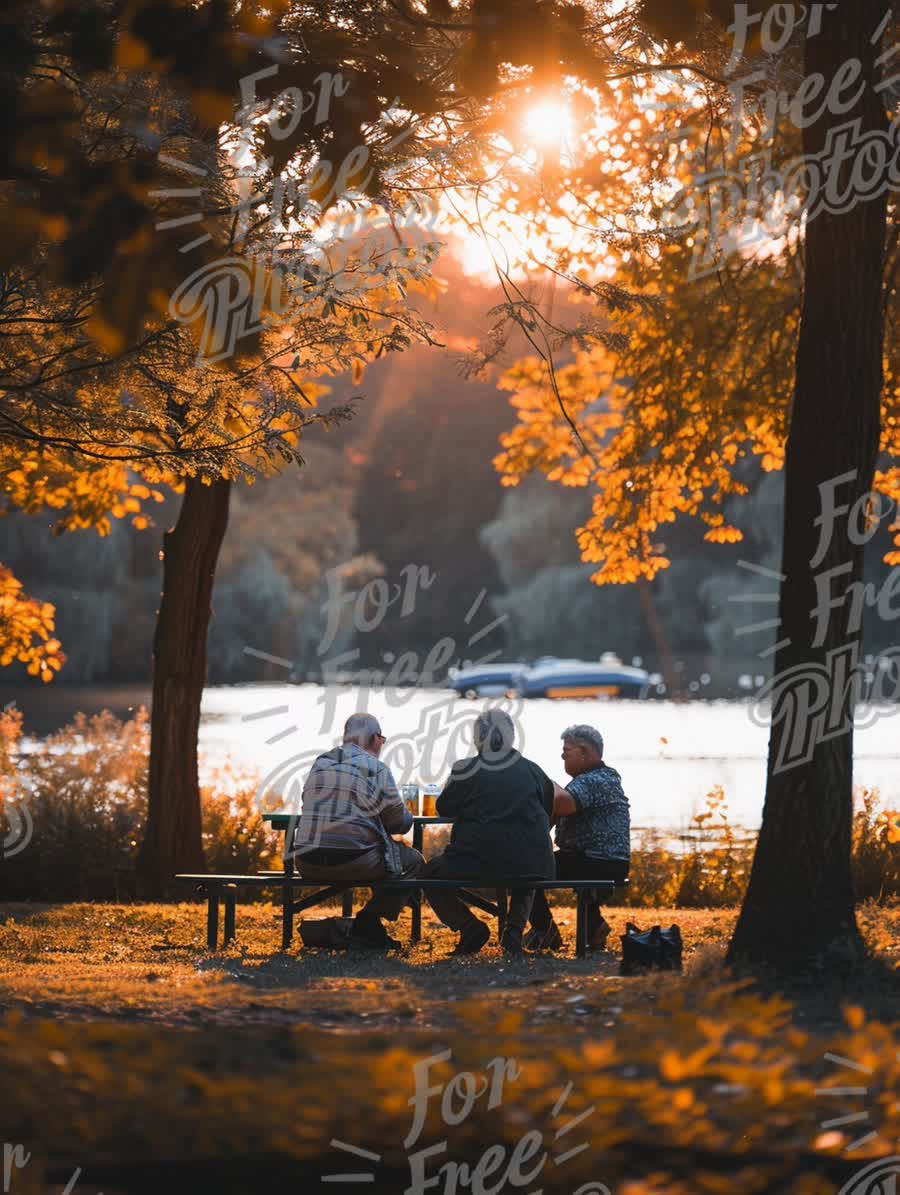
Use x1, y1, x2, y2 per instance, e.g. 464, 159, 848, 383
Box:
292, 712, 424, 949
418, 708, 556, 955
526, 723, 630, 951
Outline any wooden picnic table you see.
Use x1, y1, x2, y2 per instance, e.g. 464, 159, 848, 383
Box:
263, 811, 446, 856
175, 812, 622, 953
262, 811, 449, 940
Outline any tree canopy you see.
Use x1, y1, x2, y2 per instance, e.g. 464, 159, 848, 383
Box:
488, 5, 898, 584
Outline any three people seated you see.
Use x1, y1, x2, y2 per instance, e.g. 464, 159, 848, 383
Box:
292, 709, 629, 954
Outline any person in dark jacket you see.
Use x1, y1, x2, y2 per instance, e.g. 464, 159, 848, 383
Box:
420, 709, 556, 955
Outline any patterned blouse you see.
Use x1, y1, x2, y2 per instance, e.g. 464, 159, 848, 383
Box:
554, 763, 630, 862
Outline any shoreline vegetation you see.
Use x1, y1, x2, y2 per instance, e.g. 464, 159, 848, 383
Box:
1, 708, 898, 907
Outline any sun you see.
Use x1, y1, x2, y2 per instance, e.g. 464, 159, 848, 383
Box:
522, 99, 575, 149
444, 87, 625, 284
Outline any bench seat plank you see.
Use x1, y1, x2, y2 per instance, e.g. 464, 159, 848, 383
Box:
175, 872, 627, 955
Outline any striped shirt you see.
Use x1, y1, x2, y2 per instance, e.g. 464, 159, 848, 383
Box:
293, 743, 411, 856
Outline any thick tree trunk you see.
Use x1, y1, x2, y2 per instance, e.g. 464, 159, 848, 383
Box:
138, 476, 231, 897
728, 5, 888, 970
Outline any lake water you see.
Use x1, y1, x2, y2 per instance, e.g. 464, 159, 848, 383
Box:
197, 684, 900, 832
11, 683, 899, 832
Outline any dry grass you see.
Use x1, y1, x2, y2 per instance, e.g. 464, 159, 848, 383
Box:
0, 901, 897, 1034
0, 901, 733, 1031
0, 903, 898, 1193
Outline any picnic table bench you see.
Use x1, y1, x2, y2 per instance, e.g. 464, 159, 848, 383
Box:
174, 872, 621, 956
175, 812, 628, 957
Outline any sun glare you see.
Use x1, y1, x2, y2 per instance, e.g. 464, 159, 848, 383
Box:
522, 99, 575, 149
445, 92, 623, 285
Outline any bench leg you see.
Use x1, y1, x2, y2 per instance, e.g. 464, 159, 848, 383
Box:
575, 890, 588, 958
410, 888, 422, 944
223, 884, 237, 946
206, 888, 220, 951
342, 889, 354, 918
282, 874, 294, 950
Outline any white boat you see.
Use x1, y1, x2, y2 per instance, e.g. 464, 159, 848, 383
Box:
445, 662, 529, 698
522, 653, 650, 699
448, 654, 650, 699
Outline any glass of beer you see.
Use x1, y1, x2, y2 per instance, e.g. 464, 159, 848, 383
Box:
401, 784, 420, 816
421, 784, 440, 817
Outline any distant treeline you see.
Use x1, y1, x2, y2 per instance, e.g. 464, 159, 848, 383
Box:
2, 265, 898, 698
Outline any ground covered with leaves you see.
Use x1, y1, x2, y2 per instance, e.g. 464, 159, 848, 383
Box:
1, 902, 898, 1193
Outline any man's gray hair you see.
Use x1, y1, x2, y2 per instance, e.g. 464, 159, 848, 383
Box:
562, 724, 604, 758
343, 712, 382, 745
474, 708, 515, 754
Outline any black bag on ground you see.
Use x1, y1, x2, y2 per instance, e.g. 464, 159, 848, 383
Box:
620, 922, 682, 974
299, 917, 354, 949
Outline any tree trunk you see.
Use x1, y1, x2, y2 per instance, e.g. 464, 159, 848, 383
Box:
728, 4, 888, 970
138, 476, 231, 897
637, 577, 681, 697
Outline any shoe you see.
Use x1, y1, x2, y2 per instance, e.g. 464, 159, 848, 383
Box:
452, 919, 490, 955
523, 922, 563, 952
587, 913, 612, 950
348, 915, 402, 951
500, 926, 525, 955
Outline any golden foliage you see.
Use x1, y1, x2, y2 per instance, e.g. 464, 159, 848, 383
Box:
485, 36, 899, 584
1, 203, 441, 674
1, 452, 165, 535
0, 705, 23, 807
496, 233, 899, 581
0, 708, 279, 899
620, 786, 900, 910
852, 788, 900, 900
0, 566, 65, 680
0, 932, 896, 1192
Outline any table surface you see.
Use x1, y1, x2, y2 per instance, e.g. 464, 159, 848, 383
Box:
263, 812, 449, 829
